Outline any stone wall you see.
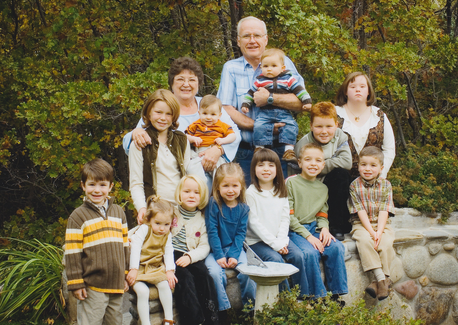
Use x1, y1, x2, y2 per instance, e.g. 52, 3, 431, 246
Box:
344, 208, 458, 325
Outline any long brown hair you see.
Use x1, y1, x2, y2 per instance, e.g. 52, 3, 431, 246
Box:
141, 89, 180, 131
335, 72, 376, 106
212, 163, 246, 208
250, 148, 287, 198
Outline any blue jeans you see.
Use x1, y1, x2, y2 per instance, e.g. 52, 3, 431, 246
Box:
205, 249, 257, 311
289, 221, 348, 298
249, 241, 309, 297
235, 145, 287, 186
253, 109, 298, 146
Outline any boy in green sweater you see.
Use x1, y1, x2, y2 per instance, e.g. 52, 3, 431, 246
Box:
287, 143, 348, 299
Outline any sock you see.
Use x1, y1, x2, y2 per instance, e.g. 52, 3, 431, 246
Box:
284, 145, 294, 151
373, 268, 386, 282
256, 145, 264, 149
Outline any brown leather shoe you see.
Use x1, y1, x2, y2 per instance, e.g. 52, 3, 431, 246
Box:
377, 279, 390, 300
365, 280, 377, 298
282, 149, 297, 162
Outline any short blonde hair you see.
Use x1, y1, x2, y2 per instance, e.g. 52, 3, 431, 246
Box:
298, 142, 324, 159
141, 89, 181, 131
174, 175, 209, 211
200, 95, 222, 112
261, 48, 285, 65
359, 146, 384, 165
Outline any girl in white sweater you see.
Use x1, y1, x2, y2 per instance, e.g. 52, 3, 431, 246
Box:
245, 148, 309, 298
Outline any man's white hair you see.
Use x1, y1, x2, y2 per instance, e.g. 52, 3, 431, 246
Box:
237, 16, 267, 36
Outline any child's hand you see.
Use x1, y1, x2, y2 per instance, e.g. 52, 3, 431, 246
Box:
193, 137, 203, 146
124, 280, 129, 292
227, 258, 238, 268
307, 235, 324, 253
126, 269, 138, 286
278, 246, 289, 255
214, 138, 223, 145
176, 255, 191, 268
167, 270, 178, 289
73, 288, 87, 301
319, 228, 336, 247
242, 107, 249, 114
216, 257, 228, 268
374, 229, 383, 250
137, 208, 146, 225
302, 103, 312, 112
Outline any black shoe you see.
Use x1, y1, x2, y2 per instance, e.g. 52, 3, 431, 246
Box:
335, 232, 345, 241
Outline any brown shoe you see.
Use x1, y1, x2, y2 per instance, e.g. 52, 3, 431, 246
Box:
162, 320, 175, 325
282, 149, 297, 162
377, 279, 390, 301
365, 280, 378, 298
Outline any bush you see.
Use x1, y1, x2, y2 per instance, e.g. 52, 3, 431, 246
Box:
0, 238, 66, 324
233, 289, 423, 325
389, 144, 458, 217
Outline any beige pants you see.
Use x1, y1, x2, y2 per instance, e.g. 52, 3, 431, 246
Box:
351, 223, 395, 276
77, 287, 123, 325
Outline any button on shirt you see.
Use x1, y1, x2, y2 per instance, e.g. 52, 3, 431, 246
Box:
217, 56, 305, 144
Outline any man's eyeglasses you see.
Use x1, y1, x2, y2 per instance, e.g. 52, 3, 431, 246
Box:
239, 34, 266, 40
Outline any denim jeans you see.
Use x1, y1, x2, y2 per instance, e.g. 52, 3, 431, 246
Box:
235, 145, 287, 186
249, 241, 309, 297
289, 221, 348, 298
205, 249, 257, 311
253, 109, 298, 146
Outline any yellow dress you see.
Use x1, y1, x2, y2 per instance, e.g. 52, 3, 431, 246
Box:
136, 226, 169, 285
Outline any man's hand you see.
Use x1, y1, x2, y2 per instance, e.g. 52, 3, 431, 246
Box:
227, 258, 238, 268
319, 228, 336, 247
253, 87, 270, 107
216, 257, 228, 268
126, 269, 138, 286
167, 270, 178, 289
176, 255, 191, 268
132, 128, 152, 150
137, 208, 146, 225
198, 146, 222, 172
307, 235, 324, 253
73, 288, 88, 301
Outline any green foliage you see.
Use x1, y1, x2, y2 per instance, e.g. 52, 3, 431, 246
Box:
234, 289, 423, 325
389, 144, 458, 216
0, 238, 66, 323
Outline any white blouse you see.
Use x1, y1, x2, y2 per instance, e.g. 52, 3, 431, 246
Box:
336, 105, 396, 178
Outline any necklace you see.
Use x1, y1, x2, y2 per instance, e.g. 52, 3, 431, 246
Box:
346, 105, 369, 122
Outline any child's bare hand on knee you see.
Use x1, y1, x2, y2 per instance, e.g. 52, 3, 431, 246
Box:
73, 288, 87, 301
127, 269, 138, 286
217, 257, 228, 268
176, 255, 191, 268
319, 228, 336, 247
278, 246, 289, 255
374, 230, 383, 249
124, 280, 129, 292
167, 270, 178, 289
227, 258, 238, 268
307, 235, 324, 253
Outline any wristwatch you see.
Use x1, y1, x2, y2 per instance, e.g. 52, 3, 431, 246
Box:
267, 93, 274, 104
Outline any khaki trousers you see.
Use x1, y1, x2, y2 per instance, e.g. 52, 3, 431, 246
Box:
77, 287, 123, 325
351, 223, 395, 276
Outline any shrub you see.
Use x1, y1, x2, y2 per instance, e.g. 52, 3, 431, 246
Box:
233, 289, 423, 325
0, 238, 66, 323
389, 144, 458, 217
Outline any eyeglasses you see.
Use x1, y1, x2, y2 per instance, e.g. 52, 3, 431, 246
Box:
174, 77, 198, 85
239, 34, 266, 40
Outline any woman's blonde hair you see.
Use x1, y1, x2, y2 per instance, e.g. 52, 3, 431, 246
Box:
174, 175, 209, 210
143, 195, 176, 224
212, 163, 246, 208
141, 89, 181, 131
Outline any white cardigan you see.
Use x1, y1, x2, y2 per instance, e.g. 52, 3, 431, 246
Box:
245, 185, 290, 251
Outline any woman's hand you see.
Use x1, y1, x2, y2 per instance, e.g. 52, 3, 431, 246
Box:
198, 146, 222, 172
176, 255, 191, 268
137, 208, 146, 225
132, 128, 151, 150
126, 269, 138, 286
227, 258, 238, 268
167, 270, 178, 289
319, 227, 336, 247
216, 257, 228, 268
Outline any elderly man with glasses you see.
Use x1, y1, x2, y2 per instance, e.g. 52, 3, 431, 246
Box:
217, 16, 310, 185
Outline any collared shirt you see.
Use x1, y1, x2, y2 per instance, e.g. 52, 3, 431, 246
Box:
217, 56, 305, 144
348, 176, 396, 223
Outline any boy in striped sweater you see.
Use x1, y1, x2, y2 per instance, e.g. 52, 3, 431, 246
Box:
241, 48, 312, 162
65, 158, 129, 325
